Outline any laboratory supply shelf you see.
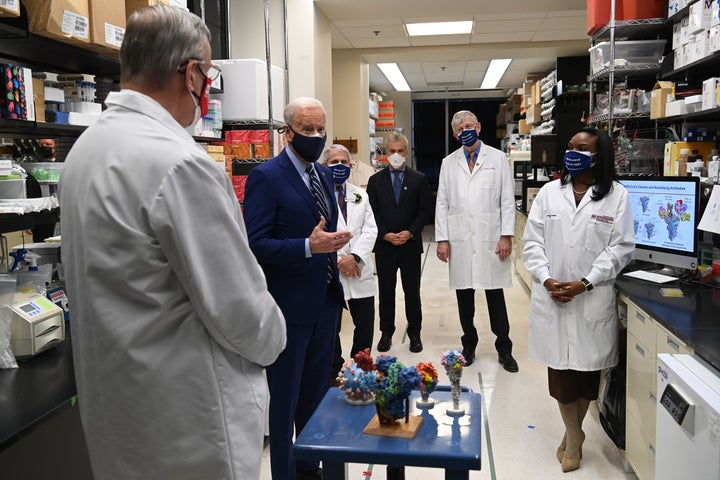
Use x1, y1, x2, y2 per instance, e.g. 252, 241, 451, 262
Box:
656, 106, 720, 123
223, 119, 284, 130
660, 51, 720, 82
590, 63, 663, 81
588, 111, 650, 125
0, 119, 87, 139
590, 18, 666, 42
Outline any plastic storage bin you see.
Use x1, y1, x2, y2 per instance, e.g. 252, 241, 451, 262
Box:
24, 162, 64, 182
623, 0, 667, 20
210, 59, 284, 123
0, 175, 26, 198
589, 39, 666, 74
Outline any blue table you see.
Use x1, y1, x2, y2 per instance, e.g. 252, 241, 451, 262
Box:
292, 388, 482, 480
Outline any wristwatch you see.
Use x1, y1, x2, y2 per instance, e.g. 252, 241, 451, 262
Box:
581, 278, 593, 292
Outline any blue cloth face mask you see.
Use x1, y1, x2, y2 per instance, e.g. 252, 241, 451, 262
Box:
563, 150, 597, 177
329, 163, 351, 185
289, 127, 327, 162
458, 128, 478, 147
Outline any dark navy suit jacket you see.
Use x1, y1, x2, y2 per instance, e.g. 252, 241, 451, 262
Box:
243, 148, 344, 323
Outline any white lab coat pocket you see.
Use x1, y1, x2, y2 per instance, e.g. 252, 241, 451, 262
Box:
477, 168, 496, 189
448, 213, 470, 242
585, 215, 613, 253
477, 212, 500, 241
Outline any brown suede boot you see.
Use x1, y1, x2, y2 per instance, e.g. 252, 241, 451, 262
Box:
558, 401, 584, 472
557, 398, 591, 463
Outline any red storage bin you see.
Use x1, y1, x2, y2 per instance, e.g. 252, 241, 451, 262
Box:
587, 0, 624, 35
623, 0, 667, 20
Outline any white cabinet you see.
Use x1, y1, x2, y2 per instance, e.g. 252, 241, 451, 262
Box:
619, 293, 693, 480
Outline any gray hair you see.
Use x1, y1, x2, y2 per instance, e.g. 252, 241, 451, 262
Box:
283, 97, 325, 126
120, 5, 210, 89
451, 110, 478, 131
386, 132, 409, 150
320, 144, 351, 165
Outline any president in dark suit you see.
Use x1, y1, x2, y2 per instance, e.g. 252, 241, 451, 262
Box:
367, 132, 432, 354
243, 97, 351, 480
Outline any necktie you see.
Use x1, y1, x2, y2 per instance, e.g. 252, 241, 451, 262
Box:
337, 185, 347, 222
392, 170, 402, 204
468, 151, 476, 173
306, 164, 330, 224
305, 164, 334, 284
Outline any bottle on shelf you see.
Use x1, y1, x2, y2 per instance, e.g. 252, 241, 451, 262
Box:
676, 148, 690, 177
708, 155, 720, 184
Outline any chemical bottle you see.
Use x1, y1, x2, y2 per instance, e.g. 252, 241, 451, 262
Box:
676, 148, 690, 176
709, 155, 720, 184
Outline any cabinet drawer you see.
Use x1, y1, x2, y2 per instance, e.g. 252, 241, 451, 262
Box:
626, 302, 655, 350
626, 410, 655, 480
626, 369, 657, 443
656, 324, 692, 356
627, 332, 656, 392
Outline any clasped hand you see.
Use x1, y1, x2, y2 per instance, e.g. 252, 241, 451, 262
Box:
309, 217, 352, 253
337, 255, 361, 278
384, 230, 412, 246
543, 278, 586, 303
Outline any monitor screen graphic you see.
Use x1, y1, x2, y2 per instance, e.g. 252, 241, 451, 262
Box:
618, 176, 700, 270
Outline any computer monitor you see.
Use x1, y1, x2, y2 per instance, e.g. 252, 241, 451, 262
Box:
618, 175, 701, 271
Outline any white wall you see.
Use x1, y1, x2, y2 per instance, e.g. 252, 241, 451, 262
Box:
332, 50, 369, 169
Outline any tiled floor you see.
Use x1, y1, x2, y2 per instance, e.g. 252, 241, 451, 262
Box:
260, 227, 638, 480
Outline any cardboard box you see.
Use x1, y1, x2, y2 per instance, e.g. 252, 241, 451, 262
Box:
125, 0, 169, 17
24, 0, 90, 46
525, 104, 542, 125
518, 119, 531, 134
702, 77, 720, 110
89, 0, 125, 51
532, 80, 542, 107
663, 141, 716, 176
32, 78, 46, 123
689, 0, 712, 33
0, 0, 20, 17
651, 81, 675, 119
665, 99, 687, 117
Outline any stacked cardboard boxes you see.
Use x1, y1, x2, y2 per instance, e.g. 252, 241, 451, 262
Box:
376, 101, 395, 129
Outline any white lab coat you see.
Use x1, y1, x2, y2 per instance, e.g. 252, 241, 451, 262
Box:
522, 179, 635, 370
336, 182, 377, 299
435, 143, 516, 289
59, 90, 286, 480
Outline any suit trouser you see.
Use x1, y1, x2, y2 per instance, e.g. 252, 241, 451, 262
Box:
267, 297, 341, 480
455, 288, 513, 356
376, 252, 422, 339
331, 296, 375, 379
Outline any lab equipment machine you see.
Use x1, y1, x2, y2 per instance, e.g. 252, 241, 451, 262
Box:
9, 292, 65, 358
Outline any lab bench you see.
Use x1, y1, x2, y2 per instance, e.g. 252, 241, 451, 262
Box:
0, 326, 94, 479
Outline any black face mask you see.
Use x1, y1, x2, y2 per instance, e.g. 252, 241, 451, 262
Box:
37, 146, 54, 159
289, 127, 326, 162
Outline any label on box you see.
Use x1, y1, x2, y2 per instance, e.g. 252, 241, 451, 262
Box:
61, 10, 89, 39
0, 0, 19, 10
105, 23, 125, 47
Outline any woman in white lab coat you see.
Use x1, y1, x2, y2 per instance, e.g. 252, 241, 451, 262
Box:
523, 127, 635, 473
321, 145, 378, 380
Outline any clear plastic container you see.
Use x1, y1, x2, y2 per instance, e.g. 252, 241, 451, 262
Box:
24, 162, 64, 182
589, 39, 667, 74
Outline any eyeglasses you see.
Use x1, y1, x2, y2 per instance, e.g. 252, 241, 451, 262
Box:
195, 60, 222, 82
179, 59, 222, 82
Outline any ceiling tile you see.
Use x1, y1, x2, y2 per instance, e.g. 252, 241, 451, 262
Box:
474, 18, 544, 34
340, 24, 407, 38
471, 32, 534, 43
421, 62, 466, 74
531, 29, 588, 42
349, 37, 412, 48
465, 60, 489, 72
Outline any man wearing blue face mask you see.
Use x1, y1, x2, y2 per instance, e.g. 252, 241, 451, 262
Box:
435, 110, 518, 372
244, 97, 353, 480
320, 144, 378, 384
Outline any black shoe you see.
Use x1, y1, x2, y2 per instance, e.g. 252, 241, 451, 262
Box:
462, 349, 475, 366
377, 335, 392, 352
296, 468, 323, 480
409, 337, 423, 353
499, 353, 519, 372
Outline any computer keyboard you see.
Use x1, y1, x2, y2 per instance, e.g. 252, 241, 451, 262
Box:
622, 270, 678, 284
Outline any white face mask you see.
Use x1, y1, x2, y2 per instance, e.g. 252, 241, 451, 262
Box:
186, 87, 202, 128
388, 152, 405, 169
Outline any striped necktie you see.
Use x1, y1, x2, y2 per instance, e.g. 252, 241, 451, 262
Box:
468, 151, 476, 173
306, 164, 334, 284
306, 164, 330, 224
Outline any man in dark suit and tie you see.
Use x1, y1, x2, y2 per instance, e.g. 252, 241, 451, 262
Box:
243, 97, 352, 480
367, 132, 432, 354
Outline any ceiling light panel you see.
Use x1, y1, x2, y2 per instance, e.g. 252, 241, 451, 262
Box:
377, 63, 411, 92
480, 58, 511, 89
405, 20, 472, 36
